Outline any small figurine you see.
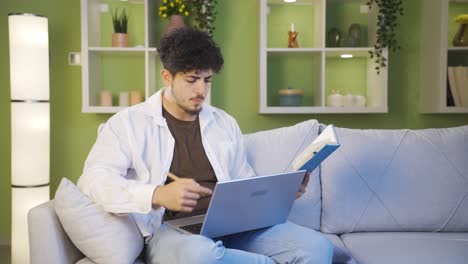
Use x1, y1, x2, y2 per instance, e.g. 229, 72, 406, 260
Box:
288, 23, 299, 48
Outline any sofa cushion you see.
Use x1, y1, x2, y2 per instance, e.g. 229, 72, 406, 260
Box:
28, 200, 84, 264
76, 257, 145, 264
243, 119, 321, 230
341, 232, 468, 264
54, 178, 144, 264
320, 125, 468, 234
322, 233, 353, 263
76, 257, 96, 264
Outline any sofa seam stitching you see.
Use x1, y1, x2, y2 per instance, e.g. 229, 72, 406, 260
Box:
410, 130, 468, 185
348, 130, 409, 232
436, 189, 468, 232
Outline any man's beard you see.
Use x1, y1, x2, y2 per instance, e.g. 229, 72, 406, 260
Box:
180, 104, 202, 115
176, 95, 204, 115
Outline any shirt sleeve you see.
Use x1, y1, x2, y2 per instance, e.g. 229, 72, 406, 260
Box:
77, 114, 158, 214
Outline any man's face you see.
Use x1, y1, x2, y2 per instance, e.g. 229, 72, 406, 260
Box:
165, 69, 213, 115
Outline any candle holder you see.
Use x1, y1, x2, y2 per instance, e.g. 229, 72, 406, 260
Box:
100, 90, 113, 106
288, 23, 299, 48
288, 31, 299, 48
130, 90, 143, 105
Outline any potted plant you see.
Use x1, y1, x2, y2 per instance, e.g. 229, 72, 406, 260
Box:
112, 8, 129, 47
366, 0, 404, 74
453, 14, 468, 46
158, 0, 218, 37
159, 0, 191, 34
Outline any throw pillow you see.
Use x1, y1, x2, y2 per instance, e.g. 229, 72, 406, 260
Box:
54, 177, 143, 264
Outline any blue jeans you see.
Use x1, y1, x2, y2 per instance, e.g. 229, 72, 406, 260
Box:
145, 221, 333, 264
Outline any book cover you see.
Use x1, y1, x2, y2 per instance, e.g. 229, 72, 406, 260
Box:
454, 66, 466, 107
461, 67, 468, 107
291, 125, 340, 172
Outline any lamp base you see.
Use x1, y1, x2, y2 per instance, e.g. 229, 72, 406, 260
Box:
11, 185, 49, 264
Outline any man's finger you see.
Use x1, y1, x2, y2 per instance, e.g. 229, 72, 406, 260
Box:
299, 185, 306, 193
303, 172, 311, 185
167, 172, 180, 181
182, 199, 197, 207
186, 184, 212, 196
196, 185, 213, 196
183, 192, 201, 200
180, 206, 194, 213
296, 192, 304, 199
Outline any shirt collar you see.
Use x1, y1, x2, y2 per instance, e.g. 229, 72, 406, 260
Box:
142, 87, 216, 130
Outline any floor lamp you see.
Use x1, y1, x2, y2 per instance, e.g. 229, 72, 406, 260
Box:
8, 13, 50, 264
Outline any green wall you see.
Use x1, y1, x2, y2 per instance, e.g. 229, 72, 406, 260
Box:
1, 0, 467, 242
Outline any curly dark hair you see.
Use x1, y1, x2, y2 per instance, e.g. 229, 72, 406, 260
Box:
158, 27, 224, 75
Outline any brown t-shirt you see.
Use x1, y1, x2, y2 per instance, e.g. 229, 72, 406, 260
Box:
162, 107, 217, 220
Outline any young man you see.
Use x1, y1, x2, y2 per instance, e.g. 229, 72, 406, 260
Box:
78, 27, 333, 263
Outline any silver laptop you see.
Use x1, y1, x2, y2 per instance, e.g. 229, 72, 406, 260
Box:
164, 170, 306, 238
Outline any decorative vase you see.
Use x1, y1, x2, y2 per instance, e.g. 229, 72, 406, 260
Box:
347, 24, 362, 47
112, 33, 128, 47
327, 28, 341, 47
165, 15, 185, 34
453, 23, 468, 46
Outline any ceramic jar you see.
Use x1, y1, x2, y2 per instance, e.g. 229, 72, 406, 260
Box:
354, 95, 366, 107
278, 88, 304, 106
343, 93, 354, 107
327, 90, 343, 107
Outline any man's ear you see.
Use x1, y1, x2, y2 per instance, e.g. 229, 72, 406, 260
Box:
161, 69, 173, 87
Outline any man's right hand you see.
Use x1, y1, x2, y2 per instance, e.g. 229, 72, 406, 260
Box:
152, 172, 212, 212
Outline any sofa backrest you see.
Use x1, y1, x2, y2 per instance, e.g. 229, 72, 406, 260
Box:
243, 119, 322, 230
320, 125, 468, 234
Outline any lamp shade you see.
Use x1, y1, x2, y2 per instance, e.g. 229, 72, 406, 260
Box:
9, 13, 50, 264
8, 14, 49, 101
11, 102, 50, 186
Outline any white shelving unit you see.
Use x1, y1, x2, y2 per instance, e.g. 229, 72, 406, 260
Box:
259, 0, 388, 114
81, 0, 160, 113
420, 0, 468, 113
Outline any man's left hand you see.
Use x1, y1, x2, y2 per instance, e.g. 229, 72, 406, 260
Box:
296, 171, 311, 199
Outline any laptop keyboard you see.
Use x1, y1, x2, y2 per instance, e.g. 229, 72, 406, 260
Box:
179, 223, 203, 234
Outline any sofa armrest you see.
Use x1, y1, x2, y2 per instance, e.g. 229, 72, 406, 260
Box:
28, 200, 83, 264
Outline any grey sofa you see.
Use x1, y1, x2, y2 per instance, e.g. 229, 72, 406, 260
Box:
29, 121, 468, 264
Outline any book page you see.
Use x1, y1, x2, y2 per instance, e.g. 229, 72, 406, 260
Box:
291, 125, 337, 170
292, 141, 327, 170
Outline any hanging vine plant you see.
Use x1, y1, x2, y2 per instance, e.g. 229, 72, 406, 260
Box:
366, 0, 404, 74
191, 0, 218, 37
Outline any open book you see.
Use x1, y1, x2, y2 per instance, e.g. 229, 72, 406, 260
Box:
291, 124, 340, 172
